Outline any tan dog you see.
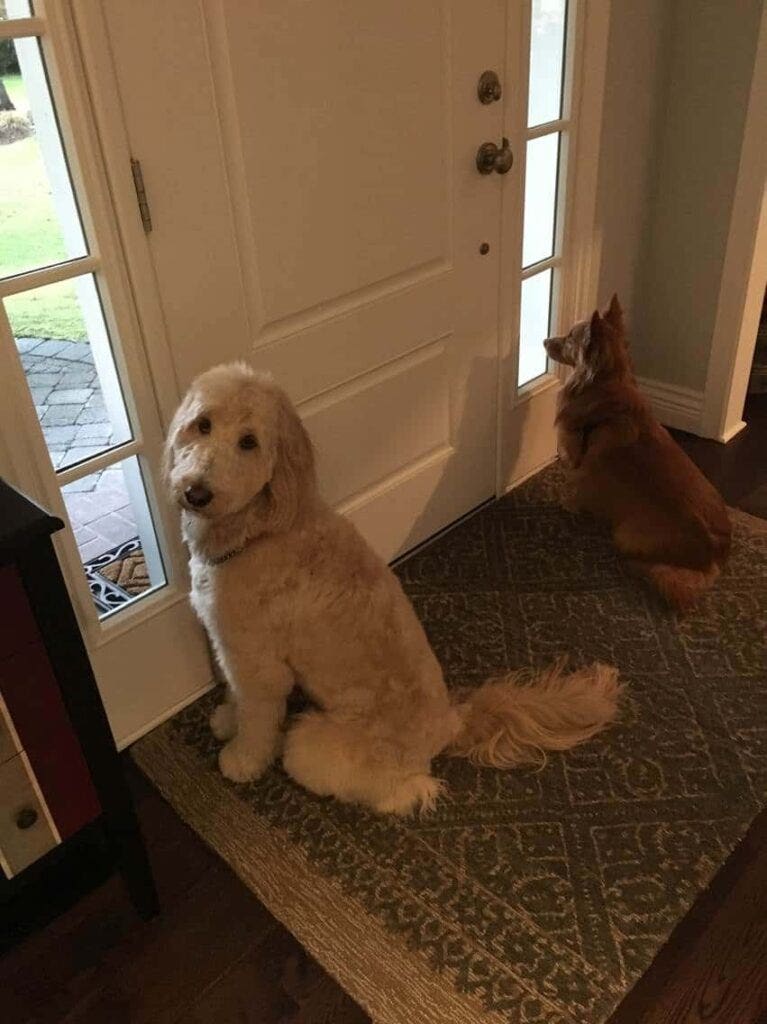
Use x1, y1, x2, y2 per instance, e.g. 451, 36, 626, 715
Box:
164, 362, 622, 815
545, 297, 731, 609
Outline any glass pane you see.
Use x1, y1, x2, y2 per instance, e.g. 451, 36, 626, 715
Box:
0, 1, 32, 19
0, 37, 87, 278
523, 133, 560, 268
5, 274, 133, 470
518, 269, 552, 386
528, 0, 567, 128
62, 456, 166, 617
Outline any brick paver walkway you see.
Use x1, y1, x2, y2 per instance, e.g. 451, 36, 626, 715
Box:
17, 337, 138, 561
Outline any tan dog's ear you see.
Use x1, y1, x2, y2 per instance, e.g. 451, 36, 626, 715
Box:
604, 293, 624, 333
580, 309, 610, 379
582, 310, 602, 356
161, 400, 186, 491
266, 391, 315, 532
583, 301, 632, 383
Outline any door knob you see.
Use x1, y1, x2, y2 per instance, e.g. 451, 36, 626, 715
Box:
476, 138, 513, 175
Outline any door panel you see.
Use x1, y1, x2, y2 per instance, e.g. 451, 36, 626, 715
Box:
222, 0, 449, 322
104, 0, 506, 559
303, 339, 450, 509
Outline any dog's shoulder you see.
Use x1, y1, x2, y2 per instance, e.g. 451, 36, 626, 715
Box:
557, 377, 648, 432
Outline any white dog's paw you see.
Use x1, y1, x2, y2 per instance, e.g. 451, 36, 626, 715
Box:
209, 702, 237, 741
218, 738, 271, 783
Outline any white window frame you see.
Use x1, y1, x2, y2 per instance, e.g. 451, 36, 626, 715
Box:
497, 0, 610, 412
0, 2, 187, 647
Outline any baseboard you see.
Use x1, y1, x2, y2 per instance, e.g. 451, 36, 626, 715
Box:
636, 377, 704, 435
719, 419, 747, 443
118, 678, 215, 751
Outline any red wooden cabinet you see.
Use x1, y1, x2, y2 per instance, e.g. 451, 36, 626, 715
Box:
0, 572, 101, 855
0, 481, 157, 949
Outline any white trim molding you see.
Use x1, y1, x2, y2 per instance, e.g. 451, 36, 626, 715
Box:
637, 376, 704, 436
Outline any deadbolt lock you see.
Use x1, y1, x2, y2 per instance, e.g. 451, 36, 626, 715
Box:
477, 70, 502, 104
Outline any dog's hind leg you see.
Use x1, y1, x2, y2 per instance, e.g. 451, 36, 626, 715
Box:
282, 711, 442, 815
628, 560, 719, 611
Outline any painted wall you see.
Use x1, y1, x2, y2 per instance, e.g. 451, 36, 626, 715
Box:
594, 0, 671, 328
609, 0, 762, 393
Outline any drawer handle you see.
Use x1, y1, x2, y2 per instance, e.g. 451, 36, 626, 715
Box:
15, 806, 39, 830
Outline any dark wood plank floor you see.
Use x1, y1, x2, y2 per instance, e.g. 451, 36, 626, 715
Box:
669, 394, 767, 518
3, 395, 766, 1024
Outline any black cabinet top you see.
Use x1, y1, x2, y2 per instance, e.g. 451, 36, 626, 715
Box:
0, 478, 63, 563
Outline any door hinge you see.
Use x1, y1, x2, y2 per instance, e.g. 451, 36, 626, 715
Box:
130, 158, 153, 233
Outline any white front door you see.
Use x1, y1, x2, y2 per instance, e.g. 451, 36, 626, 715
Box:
96, 0, 510, 559
1, 0, 597, 744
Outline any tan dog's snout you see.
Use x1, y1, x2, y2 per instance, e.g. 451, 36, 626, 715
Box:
544, 334, 566, 362
184, 480, 214, 510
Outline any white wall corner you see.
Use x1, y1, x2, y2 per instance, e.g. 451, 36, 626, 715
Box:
701, 5, 767, 442
637, 376, 704, 436
566, 0, 612, 320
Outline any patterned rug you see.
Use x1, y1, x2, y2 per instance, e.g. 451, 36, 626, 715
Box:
84, 538, 148, 614
133, 464, 767, 1024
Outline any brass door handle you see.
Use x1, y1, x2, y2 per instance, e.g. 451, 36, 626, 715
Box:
476, 138, 513, 175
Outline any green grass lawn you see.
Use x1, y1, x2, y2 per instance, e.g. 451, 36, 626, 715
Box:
3, 73, 25, 109
1, 73, 87, 340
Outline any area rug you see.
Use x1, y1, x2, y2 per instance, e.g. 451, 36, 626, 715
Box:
133, 463, 767, 1024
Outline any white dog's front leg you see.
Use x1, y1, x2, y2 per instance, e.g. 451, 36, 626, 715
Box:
209, 699, 237, 740
218, 663, 292, 783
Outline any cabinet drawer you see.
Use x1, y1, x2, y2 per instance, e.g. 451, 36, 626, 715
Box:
0, 643, 100, 840
0, 696, 21, 766
0, 753, 58, 878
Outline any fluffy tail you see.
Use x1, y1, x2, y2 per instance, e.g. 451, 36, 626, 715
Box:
633, 561, 720, 611
448, 659, 622, 768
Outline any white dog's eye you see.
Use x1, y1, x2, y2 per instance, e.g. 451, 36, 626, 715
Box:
238, 433, 258, 451
198, 416, 212, 434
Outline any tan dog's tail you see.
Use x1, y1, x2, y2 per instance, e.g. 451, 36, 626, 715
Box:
635, 561, 720, 611
448, 659, 622, 769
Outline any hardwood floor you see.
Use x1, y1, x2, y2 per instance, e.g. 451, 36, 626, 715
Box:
2, 769, 368, 1024
669, 394, 767, 517
3, 394, 766, 1024
608, 810, 767, 1024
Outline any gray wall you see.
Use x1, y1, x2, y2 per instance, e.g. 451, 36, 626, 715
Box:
595, 0, 762, 392
595, 0, 671, 328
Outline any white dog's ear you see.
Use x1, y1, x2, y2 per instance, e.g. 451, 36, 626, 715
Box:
266, 391, 315, 531
161, 399, 187, 492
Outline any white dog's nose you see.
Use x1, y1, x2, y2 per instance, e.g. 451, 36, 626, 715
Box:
185, 483, 213, 509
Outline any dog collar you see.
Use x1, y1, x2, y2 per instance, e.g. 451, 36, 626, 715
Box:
208, 546, 245, 566
204, 530, 262, 566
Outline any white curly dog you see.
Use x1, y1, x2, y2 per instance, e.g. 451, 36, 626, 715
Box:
164, 363, 622, 815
